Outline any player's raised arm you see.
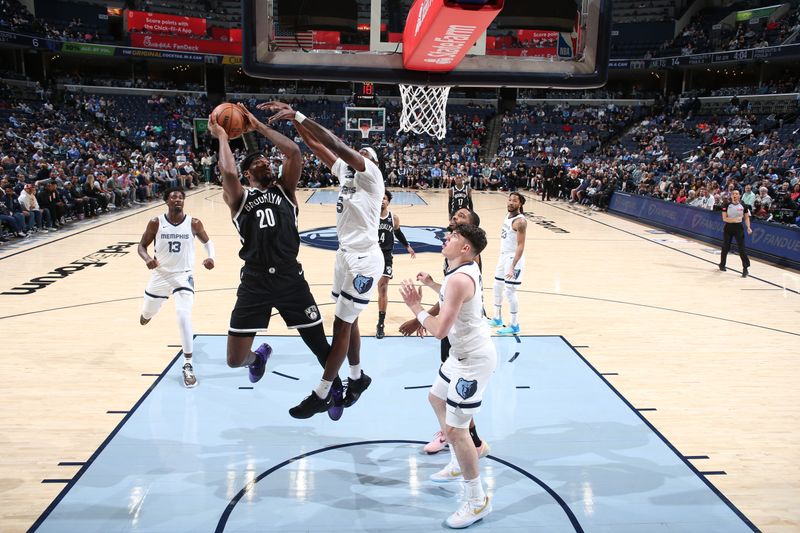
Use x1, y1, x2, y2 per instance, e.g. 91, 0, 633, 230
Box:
237, 103, 302, 194
207, 113, 243, 216
267, 101, 366, 172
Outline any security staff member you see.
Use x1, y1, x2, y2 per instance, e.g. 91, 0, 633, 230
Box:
719, 190, 752, 278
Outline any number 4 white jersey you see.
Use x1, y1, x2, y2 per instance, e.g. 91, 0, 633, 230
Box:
154, 213, 195, 272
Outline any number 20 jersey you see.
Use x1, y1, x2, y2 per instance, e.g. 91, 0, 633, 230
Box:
233, 184, 299, 270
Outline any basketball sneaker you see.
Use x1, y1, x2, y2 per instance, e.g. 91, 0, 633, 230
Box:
248, 343, 272, 383
376, 322, 385, 339
430, 461, 463, 483
182, 362, 197, 388
328, 377, 345, 421
289, 391, 332, 419
486, 318, 503, 328
343, 371, 372, 407
423, 431, 448, 454
445, 496, 492, 529
496, 324, 520, 335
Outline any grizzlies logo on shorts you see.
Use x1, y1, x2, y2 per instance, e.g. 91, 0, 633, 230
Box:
353, 274, 374, 294
456, 377, 478, 400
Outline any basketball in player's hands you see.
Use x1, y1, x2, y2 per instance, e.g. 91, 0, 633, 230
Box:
211, 103, 247, 139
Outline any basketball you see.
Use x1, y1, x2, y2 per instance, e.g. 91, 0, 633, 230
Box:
212, 103, 247, 139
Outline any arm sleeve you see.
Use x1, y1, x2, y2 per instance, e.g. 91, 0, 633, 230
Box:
394, 227, 409, 247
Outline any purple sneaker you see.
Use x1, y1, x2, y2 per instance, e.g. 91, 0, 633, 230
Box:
328, 378, 344, 421
248, 343, 272, 383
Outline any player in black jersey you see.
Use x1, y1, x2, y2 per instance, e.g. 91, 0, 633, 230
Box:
399, 207, 489, 457
448, 172, 473, 216
376, 191, 416, 339
208, 103, 344, 421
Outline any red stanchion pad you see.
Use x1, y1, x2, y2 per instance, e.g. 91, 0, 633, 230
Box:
402, 0, 504, 72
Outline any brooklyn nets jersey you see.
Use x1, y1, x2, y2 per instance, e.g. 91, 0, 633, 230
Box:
332, 157, 384, 252
378, 211, 394, 252
500, 213, 525, 255
233, 184, 299, 270
154, 213, 194, 272
439, 261, 490, 357
450, 184, 470, 213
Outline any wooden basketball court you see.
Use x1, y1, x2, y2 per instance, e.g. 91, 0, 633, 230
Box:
1, 185, 797, 531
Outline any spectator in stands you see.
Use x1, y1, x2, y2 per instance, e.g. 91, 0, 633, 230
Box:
2, 185, 32, 231
38, 180, 66, 226
18, 182, 51, 230
741, 184, 756, 210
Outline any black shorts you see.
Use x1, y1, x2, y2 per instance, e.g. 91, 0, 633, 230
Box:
381, 250, 394, 278
229, 264, 322, 336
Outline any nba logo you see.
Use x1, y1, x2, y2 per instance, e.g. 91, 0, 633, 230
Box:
558, 32, 574, 58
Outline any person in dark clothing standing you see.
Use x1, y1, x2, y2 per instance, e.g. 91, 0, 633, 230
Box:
375, 190, 416, 339
719, 190, 752, 277
448, 172, 473, 216
208, 103, 343, 421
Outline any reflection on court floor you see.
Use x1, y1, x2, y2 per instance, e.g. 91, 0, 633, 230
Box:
32, 335, 755, 532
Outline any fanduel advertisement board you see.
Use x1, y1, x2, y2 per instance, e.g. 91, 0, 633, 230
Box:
609, 192, 800, 270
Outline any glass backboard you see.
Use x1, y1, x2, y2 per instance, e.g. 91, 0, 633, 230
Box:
243, 0, 610, 89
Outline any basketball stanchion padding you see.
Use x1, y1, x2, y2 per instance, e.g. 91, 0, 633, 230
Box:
402, 0, 503, 72
398, 84, 451, 140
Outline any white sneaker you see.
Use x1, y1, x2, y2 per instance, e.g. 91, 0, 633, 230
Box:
430, 461, 463, 483
445, 496, 492, 529
182, 362, 197, 388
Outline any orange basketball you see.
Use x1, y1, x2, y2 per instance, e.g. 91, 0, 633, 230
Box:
212, 103, 247, 139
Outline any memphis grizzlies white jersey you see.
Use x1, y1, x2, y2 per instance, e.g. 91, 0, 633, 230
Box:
154, 214, 194, 272
439, 261, 490, 357
332, 157, 384, 252
500, 213, 525, 255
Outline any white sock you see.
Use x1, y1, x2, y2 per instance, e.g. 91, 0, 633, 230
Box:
464, 476, 486, 503
314, 379, 332, 399
510, 312, 518, 327
493, 306, 502, 321
449, 443, 459, 467
349, 364, 361, 380
184, 356, 192, 367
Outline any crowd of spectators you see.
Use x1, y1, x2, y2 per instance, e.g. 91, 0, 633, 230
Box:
3, 77, 799, 243
654, 5, 800, 58
0, 86, 212, 242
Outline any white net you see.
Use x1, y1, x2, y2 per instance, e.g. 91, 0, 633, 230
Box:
398, 84, 452, 140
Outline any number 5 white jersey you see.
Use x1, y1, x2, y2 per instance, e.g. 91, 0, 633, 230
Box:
154, 214, 195, 272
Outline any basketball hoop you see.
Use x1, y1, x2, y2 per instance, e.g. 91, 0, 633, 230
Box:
399, 84, 451, 140
359, 123, 371, 139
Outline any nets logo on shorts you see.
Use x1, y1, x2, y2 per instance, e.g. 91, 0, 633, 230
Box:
299, 226, 448, 254
456, 378, 478, 400
353, 275, 374, 294
304, 305, 319, 320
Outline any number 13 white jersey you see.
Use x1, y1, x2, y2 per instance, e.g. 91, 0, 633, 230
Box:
154, 213, 195, 272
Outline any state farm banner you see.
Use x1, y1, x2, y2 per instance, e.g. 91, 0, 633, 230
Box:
127, 10, 206, 36
131, 33, 240, 55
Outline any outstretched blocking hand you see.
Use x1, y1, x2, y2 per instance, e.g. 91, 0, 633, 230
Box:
416, 271, 434, 288
235, 103, 259, 133
399, 279, 423, 308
